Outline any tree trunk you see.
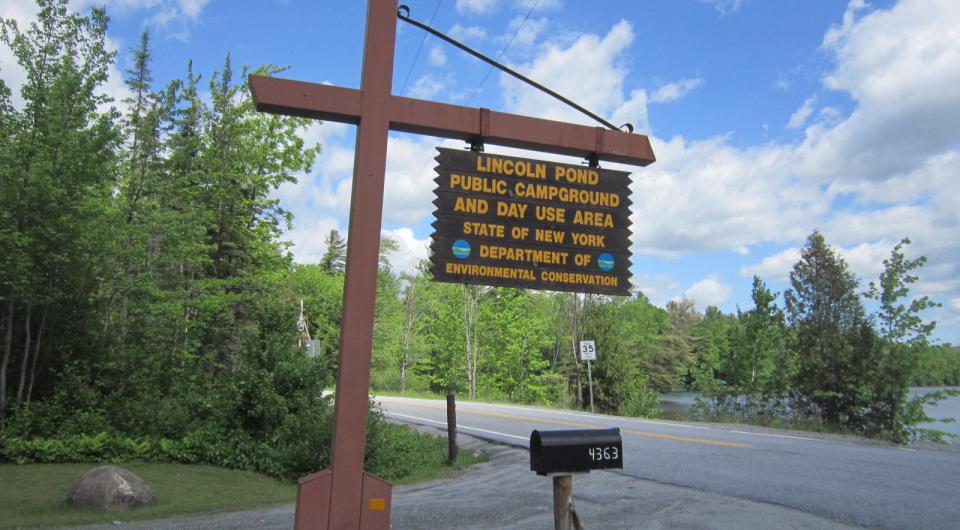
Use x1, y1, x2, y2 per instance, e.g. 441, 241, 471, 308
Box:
462, 285, 480, 400
16, 303, 33, 405
0, 299, 14, 414
400, 306, 412, 394
25, 308, 47, 406
462, 286, 472, 399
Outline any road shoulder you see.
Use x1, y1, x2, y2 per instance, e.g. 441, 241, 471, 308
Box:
76, 426, 864, 530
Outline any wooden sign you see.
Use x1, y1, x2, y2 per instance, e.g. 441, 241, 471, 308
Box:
429, 148, 633, 296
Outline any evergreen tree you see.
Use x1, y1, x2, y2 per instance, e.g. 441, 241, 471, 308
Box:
320, 229, 347, 273
785, 231, 876, 429
650, 297, 700, 391
586, 293, 666, 416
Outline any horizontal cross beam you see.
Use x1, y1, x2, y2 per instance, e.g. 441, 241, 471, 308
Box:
249, 75, 656, 167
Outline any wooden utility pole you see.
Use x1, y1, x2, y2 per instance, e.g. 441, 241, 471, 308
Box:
249, 2, 654, 528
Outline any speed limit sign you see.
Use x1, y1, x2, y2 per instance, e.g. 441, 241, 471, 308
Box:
579, 340, 596, 361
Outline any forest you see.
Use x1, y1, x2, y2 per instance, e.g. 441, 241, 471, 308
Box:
1, 0, 958, 482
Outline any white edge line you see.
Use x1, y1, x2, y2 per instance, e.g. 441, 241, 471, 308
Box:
385, 412, 528, 441
729, 430, 818, 441
378, 397, 712, 430
379, 397, 841, 443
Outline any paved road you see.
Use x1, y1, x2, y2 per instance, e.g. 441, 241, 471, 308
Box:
376, 396, 960, 529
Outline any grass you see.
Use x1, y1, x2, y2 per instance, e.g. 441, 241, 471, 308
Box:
0, 462, 296, 528
393, 447, 488, 486
0, 427, 488, 528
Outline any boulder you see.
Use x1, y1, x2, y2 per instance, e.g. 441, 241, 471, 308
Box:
67, 465, 156, 511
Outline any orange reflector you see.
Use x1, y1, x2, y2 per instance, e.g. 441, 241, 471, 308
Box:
368, 498, 386, 511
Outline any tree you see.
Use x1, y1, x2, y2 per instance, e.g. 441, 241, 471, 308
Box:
726, 276, 791, 396
690, 306, 734, 394
586, 293, 667, 417
320, 229, 347, 273
461, 284, 483, 399
649, 297, 700, 391
396, 269, 429, 393
556, 292, 591, 408
865, 238, 942, 441
0, 0, 119, 414
785, 231, 875, 429
479, 289, 554, 403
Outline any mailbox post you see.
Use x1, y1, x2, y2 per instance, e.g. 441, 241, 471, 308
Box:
530, 428, 623, 530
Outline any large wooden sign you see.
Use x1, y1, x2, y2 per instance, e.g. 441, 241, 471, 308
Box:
429, 148, 633, 296
250, 2, 653, 527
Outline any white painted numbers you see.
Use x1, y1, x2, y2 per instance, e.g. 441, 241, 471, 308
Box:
587, 446, 619, 461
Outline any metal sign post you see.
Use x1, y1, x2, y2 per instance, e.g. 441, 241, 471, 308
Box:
579, 340, 596, 413
249, 2, 654, 528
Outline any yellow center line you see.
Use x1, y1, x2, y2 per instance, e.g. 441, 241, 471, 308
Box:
378, 399, 750, 449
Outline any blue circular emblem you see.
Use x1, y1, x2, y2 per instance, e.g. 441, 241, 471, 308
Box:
452, 239, 471, 259
597, 253, 614, 272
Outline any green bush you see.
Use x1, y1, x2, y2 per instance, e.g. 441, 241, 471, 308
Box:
0, 400, 452, 483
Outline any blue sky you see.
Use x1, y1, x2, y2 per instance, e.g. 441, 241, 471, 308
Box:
3, 0, 959, 343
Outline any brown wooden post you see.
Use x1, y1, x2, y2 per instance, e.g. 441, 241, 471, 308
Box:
324, 1, 398, 528
552, 475, 581, 530
446, 391, 458, 465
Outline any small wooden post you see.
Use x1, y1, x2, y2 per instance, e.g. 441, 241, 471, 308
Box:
586, 360, 594, 414
446, 391, 458, 465
552, 475, 579, 530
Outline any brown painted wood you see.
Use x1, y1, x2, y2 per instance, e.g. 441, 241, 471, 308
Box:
249, 77, 657, 166
325, 1, 397, 529
446, 392, 458, 465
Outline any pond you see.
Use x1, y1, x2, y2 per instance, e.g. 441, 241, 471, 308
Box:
659, 387, 960, 442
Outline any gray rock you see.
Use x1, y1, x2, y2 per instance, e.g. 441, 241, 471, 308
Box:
67, 465, 156, 511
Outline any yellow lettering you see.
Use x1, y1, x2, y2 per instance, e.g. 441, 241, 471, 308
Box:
534, 229, 566, 244
496, 201, 528, 219
454, 197, 489, 214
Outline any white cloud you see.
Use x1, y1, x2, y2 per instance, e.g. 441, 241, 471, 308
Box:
456, 0, 498, 15
515, 0, 561, 11
285, 215, 342, 265
407, 74, 448, 99
382, 135, 448, 226
381, 227, 430, 276
700, 0, 748, 16
449, 24, 488, 43
685, 274, 733, 310
787, 96, 816, 129
497, 16, 550, 49
428, 45, 447, 66
94, 0, 210, 41
794, 0, 960, 181
740, 248, 801, 283
631, 273, 680, 307
649, 78, 703, 104
501, 20, 635, 125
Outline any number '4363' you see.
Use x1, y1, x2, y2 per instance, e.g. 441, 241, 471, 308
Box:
587, 446, 618, 461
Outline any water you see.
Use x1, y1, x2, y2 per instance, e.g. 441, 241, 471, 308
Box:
659, 387, 960, 442
909, 387, 960, 440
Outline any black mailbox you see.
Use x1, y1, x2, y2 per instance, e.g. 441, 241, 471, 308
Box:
530, 428, 623, 475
